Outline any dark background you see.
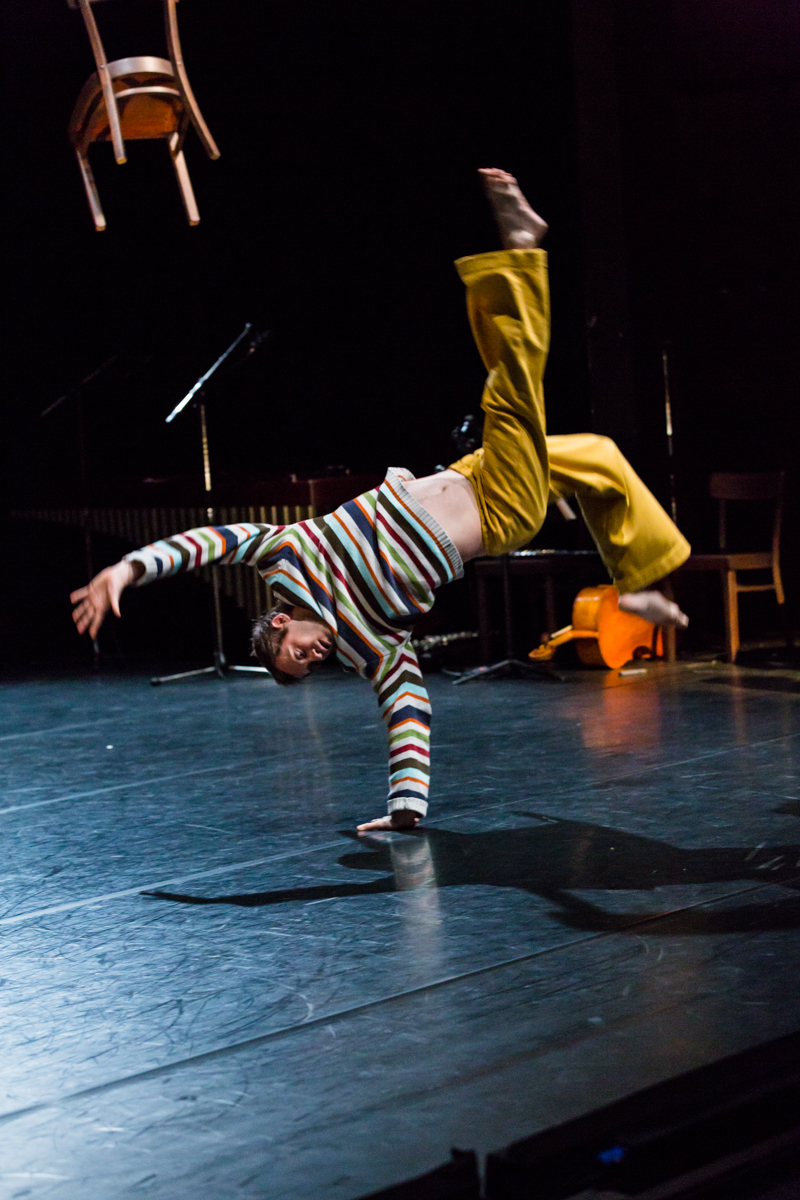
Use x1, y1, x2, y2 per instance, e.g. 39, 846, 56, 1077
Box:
2, 0, 798, 668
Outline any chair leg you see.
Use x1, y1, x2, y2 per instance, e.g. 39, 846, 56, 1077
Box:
773, 562, 786, 606
76, 0, 126, 165
164, 0, 221, 160
169, 135, 200, 225
770, 560, 792, 650
778, 595, 794, 650
477, 574, 491, 664
662, 574, 677, 662
663, 623, 676, 663
723, 570, 740, 662
75, 148, 106, 232
544, 572, 556, 632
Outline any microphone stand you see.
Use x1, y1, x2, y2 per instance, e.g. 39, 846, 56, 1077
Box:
451, 553, 561, 684
42, 353, 121, 669
150, 324, 273, 686
662, 342, 678, 524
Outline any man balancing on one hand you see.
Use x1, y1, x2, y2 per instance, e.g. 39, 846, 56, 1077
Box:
71, 168, 691, 834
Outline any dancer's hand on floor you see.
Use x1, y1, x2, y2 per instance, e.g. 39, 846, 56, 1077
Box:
70, 560, 141, 638
357, 811, 421, 834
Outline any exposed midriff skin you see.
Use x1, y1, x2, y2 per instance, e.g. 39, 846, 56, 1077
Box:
406, 469, 485, 563
407, 467, 689, 630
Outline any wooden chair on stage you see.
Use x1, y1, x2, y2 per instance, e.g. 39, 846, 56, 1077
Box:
677, 471, 788, 662
67, 0, 220, 230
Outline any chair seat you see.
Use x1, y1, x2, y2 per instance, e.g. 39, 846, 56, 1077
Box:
69, 57, 183, 147
679, 552, 772, 572
67, 1, 219, 230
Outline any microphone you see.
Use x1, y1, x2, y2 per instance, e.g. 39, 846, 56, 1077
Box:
243, 327, 272, 357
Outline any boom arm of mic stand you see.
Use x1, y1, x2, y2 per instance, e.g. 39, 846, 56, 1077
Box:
40, 353, 121, 419
165, 323, 252, 424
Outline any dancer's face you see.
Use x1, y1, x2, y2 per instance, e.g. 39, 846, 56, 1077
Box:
271, 612, 334, 677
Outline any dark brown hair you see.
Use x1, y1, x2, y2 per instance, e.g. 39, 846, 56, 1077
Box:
251, 602, 302, 687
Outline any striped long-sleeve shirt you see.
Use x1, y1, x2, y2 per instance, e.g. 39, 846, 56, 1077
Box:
123, 468, 463, 816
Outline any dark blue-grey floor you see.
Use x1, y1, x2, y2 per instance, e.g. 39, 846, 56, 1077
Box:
2, 661, 800, 1199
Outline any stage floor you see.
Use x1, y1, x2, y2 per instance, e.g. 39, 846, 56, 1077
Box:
2, 660, 800, 1198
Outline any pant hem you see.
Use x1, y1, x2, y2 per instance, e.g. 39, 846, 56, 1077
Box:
454, 247, 547, 279
614, 537, 691, 594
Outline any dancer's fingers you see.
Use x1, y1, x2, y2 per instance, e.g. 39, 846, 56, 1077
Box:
72, 599, 92, 631
357, 816, 394, 832
357, 813, 421, 833
89, 609, 105, 639
72, 588, 106, 635
79, 605, 98, 636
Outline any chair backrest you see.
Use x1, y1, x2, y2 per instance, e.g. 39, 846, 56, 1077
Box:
709, 472, 783, 502
709, 471, 785, 557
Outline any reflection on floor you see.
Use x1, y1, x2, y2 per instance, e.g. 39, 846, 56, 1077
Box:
2, 660, 800, 1198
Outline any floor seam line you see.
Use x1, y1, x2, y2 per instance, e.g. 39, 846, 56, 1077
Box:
0, 930, 611, 1126
0, 721, 118, 743
0, 840, 347, 926
5, 731, 796, 820
434, 730, 800, 826
0, 757, 269, 816
1, 875, 795, 1126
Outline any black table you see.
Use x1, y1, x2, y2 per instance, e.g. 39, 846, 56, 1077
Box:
472, 549, 603, 665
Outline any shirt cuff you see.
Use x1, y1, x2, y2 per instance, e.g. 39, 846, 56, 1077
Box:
387, 796, 428, 818
122, 550, 160, 586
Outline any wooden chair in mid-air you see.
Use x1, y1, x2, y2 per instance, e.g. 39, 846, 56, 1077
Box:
67, 0, 220, 230
678, 471, 788, 662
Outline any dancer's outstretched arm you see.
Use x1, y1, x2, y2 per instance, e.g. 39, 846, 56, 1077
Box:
70, 521, 276, 637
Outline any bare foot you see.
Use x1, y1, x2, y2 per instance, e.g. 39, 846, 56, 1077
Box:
618, 590, 689, 629
479, 167, 548, 249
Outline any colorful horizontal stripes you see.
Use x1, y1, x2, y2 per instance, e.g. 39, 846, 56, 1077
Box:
124, 469, 463, 816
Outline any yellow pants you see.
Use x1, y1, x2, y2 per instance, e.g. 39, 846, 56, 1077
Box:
449, 249, 690, 593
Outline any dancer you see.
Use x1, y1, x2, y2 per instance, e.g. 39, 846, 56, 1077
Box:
71, 169, 690, 833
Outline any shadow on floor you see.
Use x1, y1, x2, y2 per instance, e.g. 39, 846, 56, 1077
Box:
144, 813, 800, 934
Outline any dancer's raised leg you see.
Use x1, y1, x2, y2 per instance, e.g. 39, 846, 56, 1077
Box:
474, 174, 690, 629
450, 179, 552, 555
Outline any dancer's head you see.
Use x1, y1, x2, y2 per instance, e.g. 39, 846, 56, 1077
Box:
251, 603, 334, 685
